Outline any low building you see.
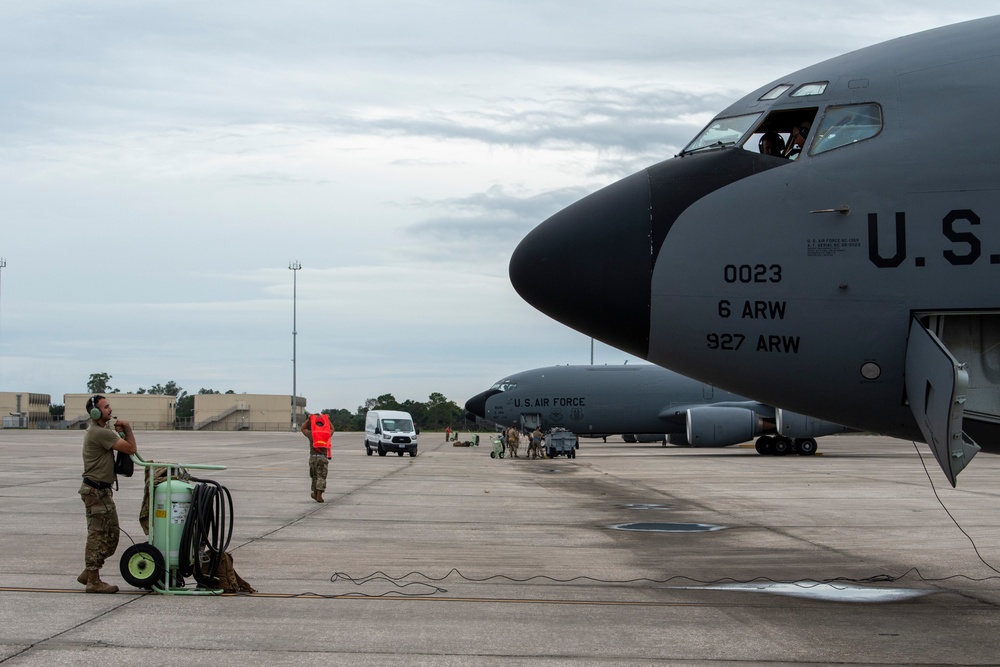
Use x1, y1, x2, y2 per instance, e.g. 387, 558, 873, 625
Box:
195, 394, 306, 431
0, 392, 51, 428
64, 393, 176, 430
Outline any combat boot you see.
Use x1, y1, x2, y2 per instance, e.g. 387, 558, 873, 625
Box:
310, 490, 317, 501
77, 569, 89, 585
85, 569, 118, 594
315, 491, 324, 503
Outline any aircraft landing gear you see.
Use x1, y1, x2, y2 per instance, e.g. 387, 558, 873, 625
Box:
795, 438, 818, 456
754, 436, 818, 456
755, 436, 774, 455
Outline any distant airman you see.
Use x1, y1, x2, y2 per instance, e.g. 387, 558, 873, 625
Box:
528, 427, 543, 459
506, 425, 521, 458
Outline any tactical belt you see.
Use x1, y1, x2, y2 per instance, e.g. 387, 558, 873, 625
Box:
82, 478, 112, 490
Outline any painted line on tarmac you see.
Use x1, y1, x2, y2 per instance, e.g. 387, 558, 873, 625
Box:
0, 586, 773, 607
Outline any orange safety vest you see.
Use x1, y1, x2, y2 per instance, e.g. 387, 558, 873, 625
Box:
310, 414, 333, 455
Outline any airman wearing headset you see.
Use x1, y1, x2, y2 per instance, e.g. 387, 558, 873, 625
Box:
78, 394, 138, 593
758, 132, 786, 157
784, 121, 812, 159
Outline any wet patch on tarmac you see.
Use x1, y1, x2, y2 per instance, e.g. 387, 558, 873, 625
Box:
670, 581, 935, 603
611, 522, 726, 532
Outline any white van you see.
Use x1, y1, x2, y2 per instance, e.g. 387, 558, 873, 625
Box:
364, 410, 418, 457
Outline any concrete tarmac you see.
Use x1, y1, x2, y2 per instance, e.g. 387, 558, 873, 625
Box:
2, 430, 999, 665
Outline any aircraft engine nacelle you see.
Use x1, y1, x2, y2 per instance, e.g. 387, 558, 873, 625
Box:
685, 406, 766, 447
776, 409, 851, 439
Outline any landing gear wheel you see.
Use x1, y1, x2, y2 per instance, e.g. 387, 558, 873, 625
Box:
755, 436, 774, 455
772, 438, 791, 456
120, 543, 165, 590
797, 438, 818, 456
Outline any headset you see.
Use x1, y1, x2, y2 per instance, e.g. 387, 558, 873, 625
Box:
758, 131, 785, 155
88, 395, 105, 420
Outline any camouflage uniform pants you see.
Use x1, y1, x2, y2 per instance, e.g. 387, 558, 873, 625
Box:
507, 437, 519, 457
80, 485, 120, 571
309, 456, 329, 493
528, 441, 541, 459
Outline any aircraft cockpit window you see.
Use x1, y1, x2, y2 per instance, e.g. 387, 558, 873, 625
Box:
790, 81, 828, 97
759, 84, 792, 100
809, 103, 883, 155
490, 380, 517, 392
682, 112, 762, 155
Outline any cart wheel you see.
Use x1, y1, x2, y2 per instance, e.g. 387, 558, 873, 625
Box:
490, 451, 496, 458
120, 543, 165, 590
499, 451, 505, 458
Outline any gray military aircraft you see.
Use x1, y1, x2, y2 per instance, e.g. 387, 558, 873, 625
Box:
464, 364, 848, 455
508, 17, 1000, 486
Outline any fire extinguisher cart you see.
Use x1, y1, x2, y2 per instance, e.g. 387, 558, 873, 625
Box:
119, 454, 230, 595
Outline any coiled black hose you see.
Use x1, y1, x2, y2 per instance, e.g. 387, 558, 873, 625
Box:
177, 477, 234, 588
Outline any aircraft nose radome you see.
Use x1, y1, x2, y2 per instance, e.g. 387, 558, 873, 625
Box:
464, 390, 496, 420
509, 171, 651, 358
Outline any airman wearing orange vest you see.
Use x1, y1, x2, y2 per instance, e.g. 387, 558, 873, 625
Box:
301, 413, 333, 502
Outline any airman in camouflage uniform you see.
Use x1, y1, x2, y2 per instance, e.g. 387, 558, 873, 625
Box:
79, 395, 137, 594
506, 425, 521, 458
301, 412, 333, 502
528, 427, 543, 459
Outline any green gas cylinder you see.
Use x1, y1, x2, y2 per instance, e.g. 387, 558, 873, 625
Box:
152, 479, 194, 567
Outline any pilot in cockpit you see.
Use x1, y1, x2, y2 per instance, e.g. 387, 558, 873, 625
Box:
784, 121, 811, 159
758, 132, 786, 157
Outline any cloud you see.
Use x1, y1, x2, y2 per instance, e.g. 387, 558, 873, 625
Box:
2, 2, 999, 412
403, 185, 591, 253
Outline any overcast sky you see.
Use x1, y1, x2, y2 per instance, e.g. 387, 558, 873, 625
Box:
1, 2, 996, 414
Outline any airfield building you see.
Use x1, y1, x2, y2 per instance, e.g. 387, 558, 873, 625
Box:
0, 392, 52, 428
64, 393, 177, 430
62, 392, 306, 431
194, 394, 306, 431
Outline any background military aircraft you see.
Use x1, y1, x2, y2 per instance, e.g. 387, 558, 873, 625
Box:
508, 17, 1000, 485
464, 364, 848, 455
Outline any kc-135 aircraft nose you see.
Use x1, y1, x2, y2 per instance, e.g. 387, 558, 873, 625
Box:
464, 389, 497, 421
511, 148, 788, 361
509, 170, 653, 359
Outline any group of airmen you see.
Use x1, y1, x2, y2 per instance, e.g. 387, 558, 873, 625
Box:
503, 425, 545, 459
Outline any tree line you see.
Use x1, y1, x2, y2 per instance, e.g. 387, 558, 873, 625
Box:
320, 391, 468, 432
86, 372, 233, 420
83, 373, 473, 430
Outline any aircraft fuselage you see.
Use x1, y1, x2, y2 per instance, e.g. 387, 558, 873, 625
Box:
509, 17, 1000, 482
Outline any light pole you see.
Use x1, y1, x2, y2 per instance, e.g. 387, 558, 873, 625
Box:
289, 260, 301, 431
